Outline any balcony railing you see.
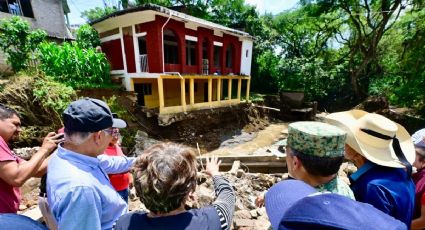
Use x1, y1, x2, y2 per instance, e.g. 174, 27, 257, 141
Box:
139, 54, 149, 72
202, 59, 208, 75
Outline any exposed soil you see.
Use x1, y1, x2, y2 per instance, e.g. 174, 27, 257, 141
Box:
130, 103, 271, 153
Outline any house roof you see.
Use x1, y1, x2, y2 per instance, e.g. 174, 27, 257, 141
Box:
90, 4, 253, 39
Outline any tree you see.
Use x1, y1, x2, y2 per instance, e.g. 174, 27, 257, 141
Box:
76, 24, 101, 49
301, 0, 407, 98
81, 6, 117, 22
0, 16, 47, 72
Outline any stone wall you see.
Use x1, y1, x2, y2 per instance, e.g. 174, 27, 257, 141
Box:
0, 0, 71, 39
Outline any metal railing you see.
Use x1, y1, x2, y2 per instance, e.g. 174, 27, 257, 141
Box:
202, 59, 209, 75
139, 54, 149, 72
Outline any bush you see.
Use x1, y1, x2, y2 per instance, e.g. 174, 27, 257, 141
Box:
104, 96, 137, 149
0, 73, 77, 147
0, 16, 46, 72
33, 76, 76, 116
38, 42, 111, 89
76, 24, 101, 49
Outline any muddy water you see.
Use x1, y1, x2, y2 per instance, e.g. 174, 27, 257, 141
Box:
204, 122, 289, 156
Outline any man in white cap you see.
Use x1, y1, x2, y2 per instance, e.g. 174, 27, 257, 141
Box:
47, 98, 135, 230
326, 110, 415, 227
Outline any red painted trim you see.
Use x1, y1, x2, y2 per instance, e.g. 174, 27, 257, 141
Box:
99, 15, 246, 75
123, 34, 136, 73
101, 39, 124, 70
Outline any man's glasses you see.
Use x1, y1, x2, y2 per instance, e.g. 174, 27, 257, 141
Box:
103, 128, 120, 138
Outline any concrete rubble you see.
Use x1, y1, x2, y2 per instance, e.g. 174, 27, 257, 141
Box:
16, 147, 356, 230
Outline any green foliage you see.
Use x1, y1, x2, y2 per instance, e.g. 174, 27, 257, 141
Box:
0, 73, 76, 146
38, 42, 111, 89
277, 56, 348, 102
33, 76, 76, 117
75, 0, 425, 116
76, 24, 101, 49
375, 6, 425, 115
0, 16, 47, 72
81, 6, 118, 22
104, 96, 136, 148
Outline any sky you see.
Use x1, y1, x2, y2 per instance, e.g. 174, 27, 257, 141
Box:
67, 0, 299, 25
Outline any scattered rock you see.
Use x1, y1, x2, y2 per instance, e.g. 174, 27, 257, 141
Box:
249, 209, 258, 219
236, 169, 245, 178
234, 210, 251, 219
234, 219, 255, 229
19, 204, 27, 211
13, 147, 39, 160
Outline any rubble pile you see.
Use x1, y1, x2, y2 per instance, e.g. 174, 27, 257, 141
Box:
128, 170, 286, 230
16, 147, 356, 230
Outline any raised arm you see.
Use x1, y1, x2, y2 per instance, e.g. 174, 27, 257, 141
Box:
0, 132, 61, 186
98, 154, 135, 174
205, 156, 235, 230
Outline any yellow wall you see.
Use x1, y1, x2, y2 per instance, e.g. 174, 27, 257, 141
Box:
163, 79, 183, 107
131, 75, 251, 113
132, 78, 159, 109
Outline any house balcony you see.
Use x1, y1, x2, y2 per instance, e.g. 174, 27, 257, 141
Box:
132, 74, 251, 115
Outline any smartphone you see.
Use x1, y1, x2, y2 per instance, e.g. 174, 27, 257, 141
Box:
55, 133, 65, 143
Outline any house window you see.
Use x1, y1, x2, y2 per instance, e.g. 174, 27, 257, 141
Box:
138, 36, 147, 55
135, 83, 152, 95
246, 49, 249, 58
214, 46, 222, 67
163, 29, 179, 64
0, 0, 34, 18
186, 40, 196, 66
138, 36, 148, 72
226, 44, 234, 68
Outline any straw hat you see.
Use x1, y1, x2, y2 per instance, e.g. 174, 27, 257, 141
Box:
325, 110, 415, 168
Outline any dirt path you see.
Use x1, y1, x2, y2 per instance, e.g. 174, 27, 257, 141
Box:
204, 122, 288, 156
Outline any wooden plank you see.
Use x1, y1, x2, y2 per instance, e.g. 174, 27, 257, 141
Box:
254, 105, 280, 112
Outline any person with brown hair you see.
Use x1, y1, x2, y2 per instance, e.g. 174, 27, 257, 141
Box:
114, 143, 235, 230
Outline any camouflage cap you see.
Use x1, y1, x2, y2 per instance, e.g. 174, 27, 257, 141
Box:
288, 122, 347, 157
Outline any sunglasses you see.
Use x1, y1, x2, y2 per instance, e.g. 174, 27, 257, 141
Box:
103, 128, 120, 138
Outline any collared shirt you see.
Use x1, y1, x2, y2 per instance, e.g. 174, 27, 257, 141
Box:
0, 136, 22, 213
350, 161, 415, 227
104, 145, 130, 191
315, 176, 355, 200
47, 145, 135, 230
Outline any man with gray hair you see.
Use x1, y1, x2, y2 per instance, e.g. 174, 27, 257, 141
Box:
47, 98, 135, 230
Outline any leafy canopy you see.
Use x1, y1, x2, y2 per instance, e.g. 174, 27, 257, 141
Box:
0, 16, 47, 72
76, 24, 101, 49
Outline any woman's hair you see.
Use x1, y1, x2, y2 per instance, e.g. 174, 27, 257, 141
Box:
132, 142, 198, 214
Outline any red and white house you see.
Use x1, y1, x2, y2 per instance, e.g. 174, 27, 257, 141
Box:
91, 4, 253, 115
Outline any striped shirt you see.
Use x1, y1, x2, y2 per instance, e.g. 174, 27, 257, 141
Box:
212, 175, 235, 230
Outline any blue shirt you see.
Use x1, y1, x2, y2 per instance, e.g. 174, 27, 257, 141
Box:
114, 206, 221, 230
350, 161, 415, 228
47, 145, 135, 230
